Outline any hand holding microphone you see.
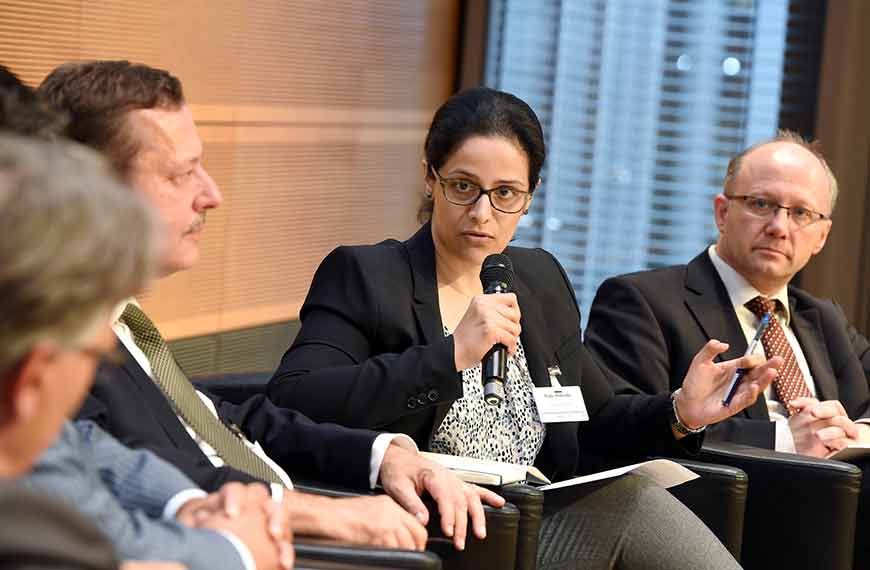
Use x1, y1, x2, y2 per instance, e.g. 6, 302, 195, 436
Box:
451, 254, 520, 405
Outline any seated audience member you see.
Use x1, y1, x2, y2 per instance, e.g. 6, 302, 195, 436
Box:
584, 131, 870, 456
0, 64, 115, 570
268, 87, 781, 569
0, 68, 292, 570
41, 59, 501, 552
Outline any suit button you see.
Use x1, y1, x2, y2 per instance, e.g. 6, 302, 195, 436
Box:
427, 389, 439, 402
417, 396, 429, 407
407, 397, 417, 409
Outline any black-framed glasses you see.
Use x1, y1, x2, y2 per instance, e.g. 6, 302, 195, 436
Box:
725, 194, 830, 228
429, 167, 531, 214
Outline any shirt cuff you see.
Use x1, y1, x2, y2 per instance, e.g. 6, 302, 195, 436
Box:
270, 483, 284, 503
370, 433, 418, 489
163, 488, 208, 520
775, 418, 797, 453
216, 530, 256, 570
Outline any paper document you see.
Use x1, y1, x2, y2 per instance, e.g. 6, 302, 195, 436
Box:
421, 452, 696, 490
421, 452, 551, 486
829, 444, 870, 462
540, 459, 698, 491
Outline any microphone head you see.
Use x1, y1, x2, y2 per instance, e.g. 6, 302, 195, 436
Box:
480, 253, 514, 292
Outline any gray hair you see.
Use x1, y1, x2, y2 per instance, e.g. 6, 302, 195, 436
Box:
723, 129, 839, 213
0, 135, 160, 375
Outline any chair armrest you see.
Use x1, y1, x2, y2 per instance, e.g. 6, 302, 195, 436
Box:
295, 538, 441, 570
192, 372, 270, 403
663, 458, 747, 560
699, 441, 862, 570
294, 479, 519, 570
498, 483, 544, 570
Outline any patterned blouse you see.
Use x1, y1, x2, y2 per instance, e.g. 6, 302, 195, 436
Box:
430, 327, 546, 466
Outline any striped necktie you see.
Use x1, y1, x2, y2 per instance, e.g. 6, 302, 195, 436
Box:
121, 303, 283, 483
745, 296, 812, 415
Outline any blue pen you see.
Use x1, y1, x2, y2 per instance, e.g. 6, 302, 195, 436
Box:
722, 313, 771, 406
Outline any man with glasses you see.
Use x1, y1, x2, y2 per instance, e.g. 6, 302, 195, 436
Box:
584, 130, 870, 457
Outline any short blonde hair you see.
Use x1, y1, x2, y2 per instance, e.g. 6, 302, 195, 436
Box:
723, 129, 839, 213
0, 135, 160, 375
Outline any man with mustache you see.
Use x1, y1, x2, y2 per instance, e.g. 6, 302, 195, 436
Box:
40, 60, 502, 553
584, 131, 870, 457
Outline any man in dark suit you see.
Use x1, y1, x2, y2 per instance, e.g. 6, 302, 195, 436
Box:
41, 59, 503, 552
585, 130, 870, 457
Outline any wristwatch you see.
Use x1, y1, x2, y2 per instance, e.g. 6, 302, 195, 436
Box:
670, 389, 706, 435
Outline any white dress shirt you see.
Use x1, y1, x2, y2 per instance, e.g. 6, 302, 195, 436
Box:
708, 245, 818, 452
111, 300, 416, 497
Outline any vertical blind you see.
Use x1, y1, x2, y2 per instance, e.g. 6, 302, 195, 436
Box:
0, 0, 459, 340
485, 0, 813, 325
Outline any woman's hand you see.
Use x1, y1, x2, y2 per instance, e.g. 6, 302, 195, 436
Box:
675, 340, 782, 431
452, 293, 521, 371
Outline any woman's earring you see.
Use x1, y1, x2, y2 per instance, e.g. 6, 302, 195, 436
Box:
522, 208, 529, 215
425, 190, 433, 199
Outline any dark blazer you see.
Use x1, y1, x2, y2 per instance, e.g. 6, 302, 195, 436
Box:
584, 249, 870, 448
268, 224, 698, 481
0, 482, 117, 570
78, 342, 380, 492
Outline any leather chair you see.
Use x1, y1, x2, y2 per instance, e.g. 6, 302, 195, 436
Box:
694, 442, 862, 570
295, 539, 441, 569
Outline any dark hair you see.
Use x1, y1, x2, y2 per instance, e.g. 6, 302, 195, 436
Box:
38, 60, 184, 179
419, 87, 546, 223
0, 65, 68, 138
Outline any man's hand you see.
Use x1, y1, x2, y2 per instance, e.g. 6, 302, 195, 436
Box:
288, 493, 428, 550
788, 397, 861, 457
676, 340, 782, 432
182, 482, 294, 570
378, 442, 505, 550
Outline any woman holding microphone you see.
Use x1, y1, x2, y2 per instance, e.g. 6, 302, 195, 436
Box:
269, 87, 780, 569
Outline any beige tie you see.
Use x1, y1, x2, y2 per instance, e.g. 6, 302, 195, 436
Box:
745, 296, 813, 415
121, 303, 283, 484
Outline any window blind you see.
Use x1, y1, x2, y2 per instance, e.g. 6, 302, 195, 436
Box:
485, 0, 816, 325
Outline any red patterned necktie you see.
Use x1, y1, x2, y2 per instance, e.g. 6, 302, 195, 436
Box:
744, 296, 812, 415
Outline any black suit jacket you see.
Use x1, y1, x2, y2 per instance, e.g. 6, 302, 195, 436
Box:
269, 224, 698, 481
584, 249, 870, 448
78, 342, 381, 492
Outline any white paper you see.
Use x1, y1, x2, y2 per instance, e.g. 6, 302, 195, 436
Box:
829, 444, 870, 462
539, 459, 698, 491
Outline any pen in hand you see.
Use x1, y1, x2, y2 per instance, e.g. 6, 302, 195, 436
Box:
722, 313, 771, 407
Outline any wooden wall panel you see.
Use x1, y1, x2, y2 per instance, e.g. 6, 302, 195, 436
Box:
1, 0, 459, 339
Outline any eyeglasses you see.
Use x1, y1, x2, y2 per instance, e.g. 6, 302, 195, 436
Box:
429, 167, 531, 214
725, 194, 830, 228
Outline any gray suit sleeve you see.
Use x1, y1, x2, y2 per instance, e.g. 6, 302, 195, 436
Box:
21, 422, 246, 570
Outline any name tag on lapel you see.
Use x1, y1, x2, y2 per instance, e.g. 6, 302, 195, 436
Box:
533, 365, 588, 423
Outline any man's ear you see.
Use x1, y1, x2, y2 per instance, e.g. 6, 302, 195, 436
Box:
5, 345, 54, 422
713, 194, 730, 233
811, 218, 833, 255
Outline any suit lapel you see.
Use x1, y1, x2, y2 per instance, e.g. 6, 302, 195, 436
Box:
789, 296, 838, 400
684, 252, 768, 419
404, 224, 453, 431
508, 256, 550, 388
117, 343, 202, 452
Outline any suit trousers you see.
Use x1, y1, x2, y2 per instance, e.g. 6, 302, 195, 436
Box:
537, 474, 741, 570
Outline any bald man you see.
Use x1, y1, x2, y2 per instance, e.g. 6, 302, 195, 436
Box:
584, 130, 870, 457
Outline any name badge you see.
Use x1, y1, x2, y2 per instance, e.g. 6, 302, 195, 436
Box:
533, 386, 588, 423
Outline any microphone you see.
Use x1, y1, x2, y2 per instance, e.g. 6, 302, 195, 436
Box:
479, 253, 515, 406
